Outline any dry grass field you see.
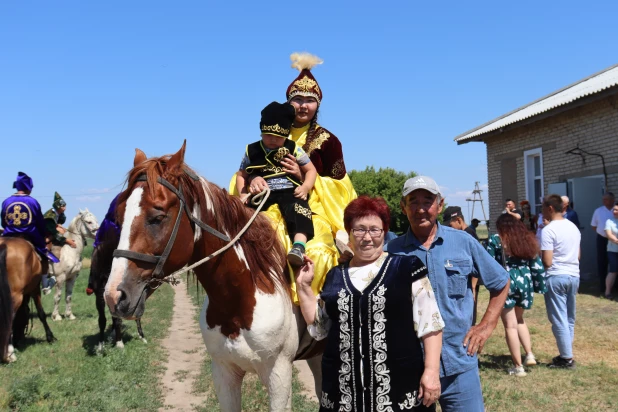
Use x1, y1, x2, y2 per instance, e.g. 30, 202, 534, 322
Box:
472, 284, 618, 412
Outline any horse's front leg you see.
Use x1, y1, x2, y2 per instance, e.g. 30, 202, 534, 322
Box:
95, 290, 107, 349
64, 276, 77, 320
6, 334, 16, 363
33, 292, 56, 342
51, 281, 63, 321
212, 360, 245, 412
135, 319, 147, 343
258, 356, 293, 412
113, 316, 124, 348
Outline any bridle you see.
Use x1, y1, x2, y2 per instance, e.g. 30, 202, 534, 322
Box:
112, 174, 231, 283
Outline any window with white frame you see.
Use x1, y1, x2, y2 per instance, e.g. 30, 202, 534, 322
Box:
524, 148, 544, 214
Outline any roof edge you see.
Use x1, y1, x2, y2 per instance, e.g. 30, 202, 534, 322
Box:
454, 62, 618, 143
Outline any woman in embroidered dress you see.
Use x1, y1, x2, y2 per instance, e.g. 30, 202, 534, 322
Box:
297, 196, 444, 410
486, 214, 547, 377
231, 52, 357, 304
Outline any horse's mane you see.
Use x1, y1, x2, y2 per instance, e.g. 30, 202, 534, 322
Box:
203, 179, 289, 294
118, 154, 289, 295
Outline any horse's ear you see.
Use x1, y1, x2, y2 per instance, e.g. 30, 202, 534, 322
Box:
134, 148, 147, 167
79, 208, 84, 214
167, 140, 186, 172
85, 207, 90, 213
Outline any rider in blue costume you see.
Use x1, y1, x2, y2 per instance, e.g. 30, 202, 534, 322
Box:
1, 172, 59, 264
87, 194, 121, 294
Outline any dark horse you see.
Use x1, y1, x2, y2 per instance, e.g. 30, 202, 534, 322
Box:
0, 239, 56, 363
87, 213, 146, 350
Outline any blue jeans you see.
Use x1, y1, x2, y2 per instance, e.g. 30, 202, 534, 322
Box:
439, 366, 485, 412
544, 275, 579, 359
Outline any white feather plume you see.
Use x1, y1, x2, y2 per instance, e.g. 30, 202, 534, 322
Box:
290, 52, 323, 71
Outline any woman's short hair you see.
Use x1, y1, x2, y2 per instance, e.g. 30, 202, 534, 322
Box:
344, 196, 390, 233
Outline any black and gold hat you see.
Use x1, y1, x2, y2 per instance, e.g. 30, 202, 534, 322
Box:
286, 52, 323, 104
260, 102, 296, 138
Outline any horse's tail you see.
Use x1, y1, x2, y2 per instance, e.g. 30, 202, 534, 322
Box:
0, 244, 13, 361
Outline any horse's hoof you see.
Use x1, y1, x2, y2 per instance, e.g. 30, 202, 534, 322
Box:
7, 353, 17, 363
141, 338, 148, 344
115, 341, 125, 349
67, 314, 76, 320
52, 314, 62, 321
95, 342, 104, 353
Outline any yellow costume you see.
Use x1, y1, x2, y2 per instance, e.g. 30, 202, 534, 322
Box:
231, 52, 356, 303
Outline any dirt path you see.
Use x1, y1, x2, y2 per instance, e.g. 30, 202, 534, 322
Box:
160, 280, 206, 411
293, 360, 318, 402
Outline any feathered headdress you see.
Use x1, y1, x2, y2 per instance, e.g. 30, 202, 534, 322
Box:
286, 52, 324, 104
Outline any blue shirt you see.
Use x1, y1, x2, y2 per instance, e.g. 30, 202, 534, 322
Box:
386, 224, 509, 377
564, 207, 580, 228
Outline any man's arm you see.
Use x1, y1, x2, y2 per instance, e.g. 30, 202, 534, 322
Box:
462, 280, 509, 355
541, 249, 553, 269
463, 239, 510, 355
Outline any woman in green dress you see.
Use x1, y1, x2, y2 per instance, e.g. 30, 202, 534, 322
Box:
487, 214, 547, 377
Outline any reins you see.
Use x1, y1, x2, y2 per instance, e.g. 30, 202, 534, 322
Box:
160, 188, 270, 285
113, 173, 271, 288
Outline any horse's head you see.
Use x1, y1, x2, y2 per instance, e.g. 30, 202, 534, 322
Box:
104, 142, 198, 319
77, 208, 99, 239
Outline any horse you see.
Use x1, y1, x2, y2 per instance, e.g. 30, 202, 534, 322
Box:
104, 142, 323, 411
87, 223, 146, 350
49, 209, 99, 321
0, 239, 56, 363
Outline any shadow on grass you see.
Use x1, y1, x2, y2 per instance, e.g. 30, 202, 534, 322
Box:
13, 336, 50, 355
479, 354, 514, 371
80, 324, 135, 356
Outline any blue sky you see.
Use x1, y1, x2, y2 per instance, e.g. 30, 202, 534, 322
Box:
2, 1, 617, 223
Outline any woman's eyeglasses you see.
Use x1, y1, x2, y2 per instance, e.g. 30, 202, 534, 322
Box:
351, 228, 384, 238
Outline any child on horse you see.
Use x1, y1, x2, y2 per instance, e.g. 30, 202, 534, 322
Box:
236, 101, 317, 267
42, 191, 77, 293
1, 172, 59, 265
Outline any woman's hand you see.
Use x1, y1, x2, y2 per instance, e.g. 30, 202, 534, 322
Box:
296, 256, 315, 289
248, 176, 268, 194
281, 154, 302, 181
418, 368, 441, 407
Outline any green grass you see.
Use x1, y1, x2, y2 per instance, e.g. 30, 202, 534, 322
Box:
471, 285, 618, 412
0, 268, 175, 411
186, 275, 319, 411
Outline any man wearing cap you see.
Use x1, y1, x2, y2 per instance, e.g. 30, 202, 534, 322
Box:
1, 172, 58, 263
442, 206, 479, 241
386, 175, 509, 412
42, 191, 77, 293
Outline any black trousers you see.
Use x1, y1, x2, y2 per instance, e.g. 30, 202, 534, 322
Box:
251, 188, 314, 243
597, 234, 609, 293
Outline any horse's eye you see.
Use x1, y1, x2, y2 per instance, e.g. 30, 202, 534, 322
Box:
148, 215, 166, 225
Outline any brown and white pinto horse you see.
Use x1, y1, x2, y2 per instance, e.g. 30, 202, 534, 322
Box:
104, 142, 321, 411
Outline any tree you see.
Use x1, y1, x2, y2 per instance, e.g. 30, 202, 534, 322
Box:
349, 166, 416, 234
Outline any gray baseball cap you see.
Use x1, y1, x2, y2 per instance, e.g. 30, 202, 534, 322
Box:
402, 176, 442, 197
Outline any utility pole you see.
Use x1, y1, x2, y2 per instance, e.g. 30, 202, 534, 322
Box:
465, 181, 488, 223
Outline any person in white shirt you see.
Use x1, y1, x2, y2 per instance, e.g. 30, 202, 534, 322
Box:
591, 192, 615, 295
541, 194, 581, 369
603, 203, 618, 299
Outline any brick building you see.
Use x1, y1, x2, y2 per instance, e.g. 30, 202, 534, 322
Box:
454, 64, 618, 279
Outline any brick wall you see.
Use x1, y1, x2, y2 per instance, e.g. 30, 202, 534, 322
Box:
483, 94, 618, 225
